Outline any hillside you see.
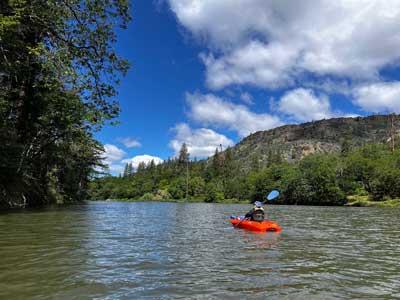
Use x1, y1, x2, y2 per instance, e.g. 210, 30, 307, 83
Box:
90, 114, 400, 206
229, 114, 399, 170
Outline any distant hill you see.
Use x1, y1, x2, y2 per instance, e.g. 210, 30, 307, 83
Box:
89, 114, 400, 205
227, 114, 399, 170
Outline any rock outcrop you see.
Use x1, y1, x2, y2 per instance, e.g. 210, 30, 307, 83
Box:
228, 114, 399, 169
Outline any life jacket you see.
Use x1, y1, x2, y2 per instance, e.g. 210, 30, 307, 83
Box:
252, 206, 264, 222
253, 206, 264, 212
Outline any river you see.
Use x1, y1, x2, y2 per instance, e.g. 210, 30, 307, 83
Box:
0, 202, 399, 299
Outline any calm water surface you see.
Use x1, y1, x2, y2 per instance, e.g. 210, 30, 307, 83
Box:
0, 202, 399, 300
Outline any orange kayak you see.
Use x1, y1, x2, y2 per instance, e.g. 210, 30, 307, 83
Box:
230, 216, 281, 233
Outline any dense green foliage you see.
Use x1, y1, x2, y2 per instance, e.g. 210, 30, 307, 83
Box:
0, 0, 130, 208
89, 143, 400, 205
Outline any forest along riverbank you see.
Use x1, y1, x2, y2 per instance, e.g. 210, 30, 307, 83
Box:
89, 143, 400, 208
1, 202, 399, 300
91, 197, 400, 207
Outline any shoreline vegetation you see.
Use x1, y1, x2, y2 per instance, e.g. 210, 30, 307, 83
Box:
345, 196, 400, 208
100, 198, 249, 204
0, 1, 130, 209
95, 197, 400, 207
89, 143, 400, 208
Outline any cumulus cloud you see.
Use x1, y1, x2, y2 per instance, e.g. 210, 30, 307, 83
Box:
169, 123, 234, 158
103, 144, 126, 163
169, 0, 400, 89
122, 155, 163, 169
278, 88, 334, 122
102, 144, 127, 174
101, 144, 163, 175
118, 137, 142, 148
200, 41, 297, 89
352, 82, 400, 113
187, 92, 282, 137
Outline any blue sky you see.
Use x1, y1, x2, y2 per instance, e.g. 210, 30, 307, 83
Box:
99, 0, 400, 174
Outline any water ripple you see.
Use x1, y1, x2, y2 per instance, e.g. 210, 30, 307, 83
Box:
1, 202, 399, 299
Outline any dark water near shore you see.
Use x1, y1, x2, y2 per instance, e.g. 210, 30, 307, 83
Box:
1, 202, 399, 300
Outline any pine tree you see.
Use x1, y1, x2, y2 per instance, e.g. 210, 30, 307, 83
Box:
149, 160, 156, 171
137, 162, 146, 174
178, 143, 190, 163
127, 163, 134, 176
123, 163, 129, 178
223, 147, 234, 175
212, 147, 222, 177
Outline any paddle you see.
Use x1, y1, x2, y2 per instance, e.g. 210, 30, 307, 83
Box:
264, 190, 279, 203
234, 216, 249, 227
234, 190, 280, 227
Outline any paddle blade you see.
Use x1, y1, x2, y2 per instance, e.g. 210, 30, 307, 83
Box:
267, 190, 279, 200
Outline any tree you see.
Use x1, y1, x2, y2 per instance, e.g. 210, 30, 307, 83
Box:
204, 181, 224, 203
189, 176, 206, 199
123, 164, 129, 178
340, 137, 352, 156
178, 143, 190, 164
249, 165, 282, 202
298, 155, 345, 205
168, 177, 186, 199
211, 147, 223, 177
127, 163, 134, 177
0, 0, 130, 208
250, 153, 261, 172
137, 162, 146, 174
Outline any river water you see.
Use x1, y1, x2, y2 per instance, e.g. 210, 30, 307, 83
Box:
0, 202, 399, 300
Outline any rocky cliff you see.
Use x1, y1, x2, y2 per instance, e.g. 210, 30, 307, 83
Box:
229, 114, 399, 169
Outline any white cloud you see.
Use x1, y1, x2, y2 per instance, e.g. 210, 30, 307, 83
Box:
103, 144, 126, 162
277, 88, 359, 122
169, 123, 234, 158
352, 82, 400, 113
122, 155, 163, 169
101, 144, 127, 174
101, 145, 162, 174
240, 92, 254, 105
201, 41, 297, 89
118, 137, 141, 148
169, 1, 400, 89
278, 88, 333, 122
108, 164, 126, 174
187, 92, 282, 137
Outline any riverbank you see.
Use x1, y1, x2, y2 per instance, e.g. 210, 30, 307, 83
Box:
98, 196, 400, 207
99, 198, 250, 204
345, 196, 400, 208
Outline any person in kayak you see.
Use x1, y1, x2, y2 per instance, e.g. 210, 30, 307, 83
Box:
245, 201, 265, 222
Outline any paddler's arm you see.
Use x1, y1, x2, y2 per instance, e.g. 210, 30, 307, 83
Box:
245, 209, 255, 219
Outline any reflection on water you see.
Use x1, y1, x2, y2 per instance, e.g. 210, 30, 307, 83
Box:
240, 231, 280, 250
0, 202, 400, 299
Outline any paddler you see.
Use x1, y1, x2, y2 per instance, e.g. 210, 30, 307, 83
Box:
244, 201, 265, 222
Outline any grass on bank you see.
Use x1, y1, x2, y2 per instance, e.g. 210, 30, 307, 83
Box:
346, 195, 400, 208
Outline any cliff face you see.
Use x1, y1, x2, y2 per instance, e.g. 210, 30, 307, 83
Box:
229, 114, 399, 169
